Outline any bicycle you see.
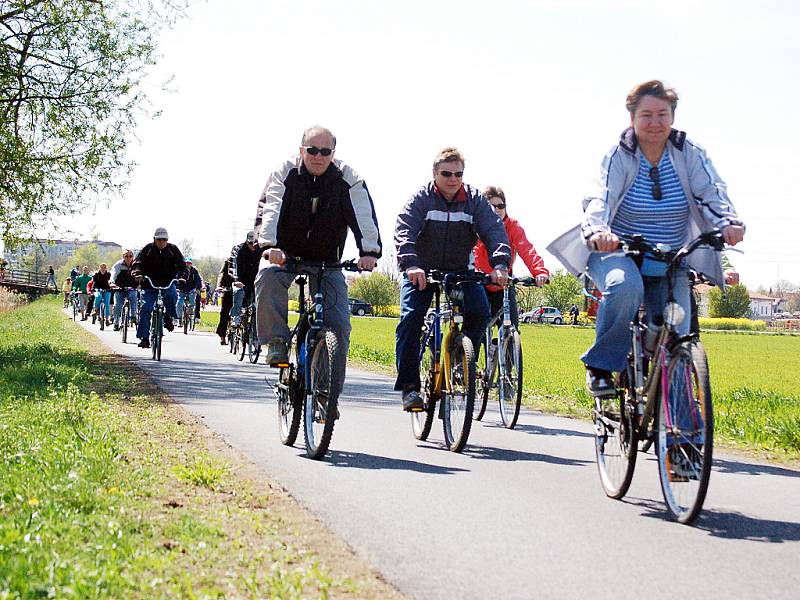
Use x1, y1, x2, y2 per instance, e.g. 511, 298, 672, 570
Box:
181, 292, 196, 335
69, 291, 81, 321
412, 270, 486, 453
592, 230, 730, 524
238, 298, 260, 364
115, 287, 137, 344
273, 257, 360, 459
474, 277, 536, 429
143, 276, 180, 362
93, 289, 111, 331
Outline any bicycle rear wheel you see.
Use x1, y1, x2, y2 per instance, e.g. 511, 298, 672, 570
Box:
656, 341, 713, 524
442, 333, 475, 452
304, 329, 342, 459
412, 329, 436, 440
474, 337, 490, 421
277, 364, 302, 446
122, 303, 129, 343
498, 330, 523, 429
594, 369, 637, 499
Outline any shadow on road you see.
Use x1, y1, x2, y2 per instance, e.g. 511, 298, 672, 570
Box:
497, 422, 594, 439
460, 443, 593, 466
325, 450, 469, 474
713, 457, 800, 479
626, 497, 800, 542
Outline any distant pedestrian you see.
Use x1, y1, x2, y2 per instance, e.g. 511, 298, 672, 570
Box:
569, 304, 579, 325
46, 266, 56, 289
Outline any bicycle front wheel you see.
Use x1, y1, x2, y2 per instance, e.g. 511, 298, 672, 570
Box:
151, 310, 163, 361
498, 330, 523, 429
656, 341, 713, 524
99, 303, 105, 331
238, 319, 248, 361
304, 329, 342, 459
121, 303, 129, 343
412, 329, 436, 440
474, 337, 490, 421
442, 333, 475, 452
183, 306, 189, 334
277, 365, 302, 446
594, 369, 637, 499
248, 321, 261, 364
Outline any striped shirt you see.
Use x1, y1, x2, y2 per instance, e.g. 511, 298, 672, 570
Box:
611, 151, 689, 250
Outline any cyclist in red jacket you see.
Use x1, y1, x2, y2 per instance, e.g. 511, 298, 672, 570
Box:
474, 186, 549, 327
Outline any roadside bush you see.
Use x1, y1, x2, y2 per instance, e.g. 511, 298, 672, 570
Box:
0, 288, 23, 313
699, 317, 766, 331
374, 305, 400, 318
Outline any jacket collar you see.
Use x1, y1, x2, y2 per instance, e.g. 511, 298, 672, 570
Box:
434, 183, 467, 202
298, 159, 340, 180
619, 127, 686, 154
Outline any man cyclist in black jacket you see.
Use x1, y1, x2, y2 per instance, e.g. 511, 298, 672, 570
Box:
229, 231, 262, 327
253, 125, 382, 366
132, 227, 187, 348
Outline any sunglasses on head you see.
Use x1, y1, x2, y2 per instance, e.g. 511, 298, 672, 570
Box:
492, 203, 506, 209
303, 146, 333, 156
439, 170, 464, 179
648, 166, 662, 201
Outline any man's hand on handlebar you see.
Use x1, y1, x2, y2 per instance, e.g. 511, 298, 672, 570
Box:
589, 231, 620, 253
490, 265, 509, 287
233, 281, 244, 288
406, 267, 427, 290
535, 274, 549, 287
357, 256, 378, 271
265, 248, 286, 265
722, 224, 745, 246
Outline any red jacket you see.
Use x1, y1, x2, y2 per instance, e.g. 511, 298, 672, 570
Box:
474, 215, 548, 291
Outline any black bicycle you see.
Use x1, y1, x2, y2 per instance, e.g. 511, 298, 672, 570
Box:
412, 270, 487, 452
593, 230, 730, 524
116, 287, 137, 343
475, 277, 536, 428
181, 291, 196, 335
143, 276, 180, 362
273, 257, 361, 459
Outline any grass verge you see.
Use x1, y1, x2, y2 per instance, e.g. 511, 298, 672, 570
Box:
0, 297, 403, 599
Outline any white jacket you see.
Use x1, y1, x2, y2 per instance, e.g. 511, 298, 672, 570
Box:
546, 128, 743, 286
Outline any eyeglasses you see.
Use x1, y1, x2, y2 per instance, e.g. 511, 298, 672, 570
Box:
303, 146, 333, 156
439, 170, 464, 179
491, 203, 506, 210
649, 166, 662, 201
155, 237, 168, 241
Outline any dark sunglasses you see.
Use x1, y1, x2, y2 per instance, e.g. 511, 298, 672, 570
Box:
439, 170, 464, 178
649, 166, 662, 201
303, 146, 333, 156
491, 203, 506, 210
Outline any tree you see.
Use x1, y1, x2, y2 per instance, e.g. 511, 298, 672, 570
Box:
708, 284, 751, 318
194, 254, 221, 287
515, 283, 547, 313
1, 0, 187, 247
543, 270, 583, 314
178, 238, 195, 258
348, 272, 399, 313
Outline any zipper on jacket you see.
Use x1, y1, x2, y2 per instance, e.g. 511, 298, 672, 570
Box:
440, 201, 452, 268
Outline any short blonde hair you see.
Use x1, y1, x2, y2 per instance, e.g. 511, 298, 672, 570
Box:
433, 147, 465, 170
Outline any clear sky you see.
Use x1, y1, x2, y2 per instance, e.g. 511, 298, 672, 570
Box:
51, 0, 800, 288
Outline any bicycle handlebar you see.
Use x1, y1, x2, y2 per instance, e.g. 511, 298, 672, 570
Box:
281, 255, 363, 273
612, 229, 729, 266
142, 276, 180, 290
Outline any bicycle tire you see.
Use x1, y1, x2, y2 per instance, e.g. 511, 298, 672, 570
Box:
277, 361, 303, 446
442, 333, 476, 452
122, 303, 129, 343
474, 337, 490, 421
411, 327, 436, 441
248, 319, 261, 363
183, 304, 189, 335
656, 340, 713, 524
238, 317, 248, 361
594, 369, 637, 499
99, 302, 105, 331
152, 310, 162, 361
228, 327, 235, 353
498, 330, 523, 429
303, 329, 342, 459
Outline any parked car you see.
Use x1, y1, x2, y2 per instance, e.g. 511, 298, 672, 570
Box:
520, 306, 563, 325
348, 298, 373, 316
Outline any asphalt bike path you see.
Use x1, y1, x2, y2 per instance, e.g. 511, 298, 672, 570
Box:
73, 314, 800, 600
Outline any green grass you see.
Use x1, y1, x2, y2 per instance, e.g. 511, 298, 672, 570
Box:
346, 318, 800, 456
0, 298, 388, 598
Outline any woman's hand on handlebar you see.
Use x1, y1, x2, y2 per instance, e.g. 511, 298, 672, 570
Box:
722, 224, 745, 246
589, 231, 620, 253
406, 267, 427, 290
535, 273, 549, 287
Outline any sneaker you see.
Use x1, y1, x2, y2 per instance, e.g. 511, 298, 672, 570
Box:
219, 335, 227, 345
164, 316, 174, 332
138, 339, 150, 348
231, 317, 241, 328
113, 325, 120, 332
265, 338, 289, 366
92, 314, 97, 325
585, 367, 615, 398
402, 389, 424, 412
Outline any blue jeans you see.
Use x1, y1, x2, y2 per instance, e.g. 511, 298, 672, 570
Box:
394, 277, 489, 391
136, 285, 178, 340
176, 289, 196, 319
113, 289, 138, 326
230, 285, 253, 325
582, 253, 691, 372
93, 290, 111, 319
